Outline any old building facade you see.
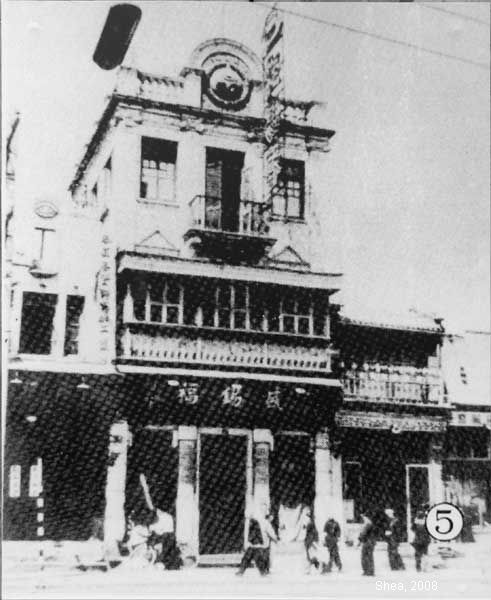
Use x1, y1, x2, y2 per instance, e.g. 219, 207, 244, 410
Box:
4, 17, 489, 563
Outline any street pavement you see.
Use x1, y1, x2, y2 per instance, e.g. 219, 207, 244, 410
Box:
3, 531, 491, 599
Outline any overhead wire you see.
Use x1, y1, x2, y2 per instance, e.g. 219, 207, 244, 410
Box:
253, 2, 489, 71
420, 4, 490, 27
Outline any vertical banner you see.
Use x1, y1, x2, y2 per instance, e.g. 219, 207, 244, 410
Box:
262, 4, 285, 207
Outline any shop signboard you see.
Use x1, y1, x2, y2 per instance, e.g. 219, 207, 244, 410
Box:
450, 411, 491, 429
262, 5, 285, 206
335, 410, 447, 432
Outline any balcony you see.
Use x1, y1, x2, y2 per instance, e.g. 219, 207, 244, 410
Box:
342, 364, 446, 407
184, 195, 275, 263
118, 323, 333, 374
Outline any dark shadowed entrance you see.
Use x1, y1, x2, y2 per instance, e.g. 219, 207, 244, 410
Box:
198, 432, 248, 555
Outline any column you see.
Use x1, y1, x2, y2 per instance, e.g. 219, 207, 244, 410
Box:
253, 429, 273, 511
176, 425, 198, 562
428, 436, 445, 506
314, 430, 344, 541
104, 420, 130, 558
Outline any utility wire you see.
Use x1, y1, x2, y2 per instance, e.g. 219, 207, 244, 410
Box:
255, 2, 489, 71
420, 4, 490, 27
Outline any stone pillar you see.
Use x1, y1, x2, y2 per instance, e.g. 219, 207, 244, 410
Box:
428, 437, 445, 506
104, 420, 130, 558
253, 429, 273, 511
176, 426, 198, 562
314, 430, 344, 541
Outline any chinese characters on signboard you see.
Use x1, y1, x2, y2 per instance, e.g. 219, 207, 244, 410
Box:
451, 411, 491, 429
335, 410, 447, 432
262, 5, 285, 206
221, 383, 244, 408
170, 382, 285, 410
97, 233, 113, 354
178, 383, 200, 405
266, 386, 282, 410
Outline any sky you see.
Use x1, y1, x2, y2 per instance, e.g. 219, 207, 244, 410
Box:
3, 1, 490, 333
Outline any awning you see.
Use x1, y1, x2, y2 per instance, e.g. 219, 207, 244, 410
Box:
117, 251, 342, 291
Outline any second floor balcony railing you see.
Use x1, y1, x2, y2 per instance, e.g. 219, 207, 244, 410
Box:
189, 195, 271, 237
119, 324, 333, 373
342, 364, 446, 406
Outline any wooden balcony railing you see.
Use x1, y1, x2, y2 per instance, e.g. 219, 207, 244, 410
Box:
342, 365, 446, 406
119, 325, 332, 372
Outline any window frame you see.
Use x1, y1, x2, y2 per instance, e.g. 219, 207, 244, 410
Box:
64, 295, 85, 356
279, 293, 313, 336
213, 283, 250, 330
139, 137, 178, 205
272, 159, 306, 221
18, 291, 58, 355
145, 280, 184, 325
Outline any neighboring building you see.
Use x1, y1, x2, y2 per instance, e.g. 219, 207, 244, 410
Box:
4, 19, 488, 563
442, 331, 491, 525
331, 307, 449, 540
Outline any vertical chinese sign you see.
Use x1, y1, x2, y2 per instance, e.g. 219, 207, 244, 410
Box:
262, 4, 285, 208
96, 221, 115, 361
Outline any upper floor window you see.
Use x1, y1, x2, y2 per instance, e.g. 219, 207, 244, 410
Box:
140, 137, 177, 204
64, 295, 85, 356
215, 282, 249, 330
127, 278, 327, 338
146, 280, 183, 324
280, 292, 313, 335
19, 292, 57, 354
273, 159, 305, 220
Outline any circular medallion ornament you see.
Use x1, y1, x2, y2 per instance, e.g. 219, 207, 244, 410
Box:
203, 53, 251, 110
34, 200, 58, 219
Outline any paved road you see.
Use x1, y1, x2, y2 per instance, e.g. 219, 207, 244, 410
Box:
4, 533, 491, 599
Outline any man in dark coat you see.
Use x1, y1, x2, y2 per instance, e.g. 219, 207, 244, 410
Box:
359, 513, 376, 576
411, 507, 431, 572
236, 505, 278, 576
322, 517, 342, 573
384, 508, 405, 571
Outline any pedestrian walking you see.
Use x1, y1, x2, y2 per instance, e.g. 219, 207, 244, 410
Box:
459, 503, 476, 543
236, 505, 278, 576
411, 506, 431, 572
301, 507, 320, 574
322, 517, 342, 573
384, 508, 405, 571
358, 513, 376, 576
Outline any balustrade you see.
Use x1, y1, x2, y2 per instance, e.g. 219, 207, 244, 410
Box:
119, 326, 331, 372
342, 365, 445, 406
189, 195, 270, 237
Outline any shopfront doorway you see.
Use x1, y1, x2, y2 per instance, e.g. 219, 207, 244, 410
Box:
198, 429, 251, 557
270, 433, 315, 541
126, 427, 178, 521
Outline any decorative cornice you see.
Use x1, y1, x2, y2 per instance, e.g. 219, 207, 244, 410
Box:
69, 92, 336, 193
